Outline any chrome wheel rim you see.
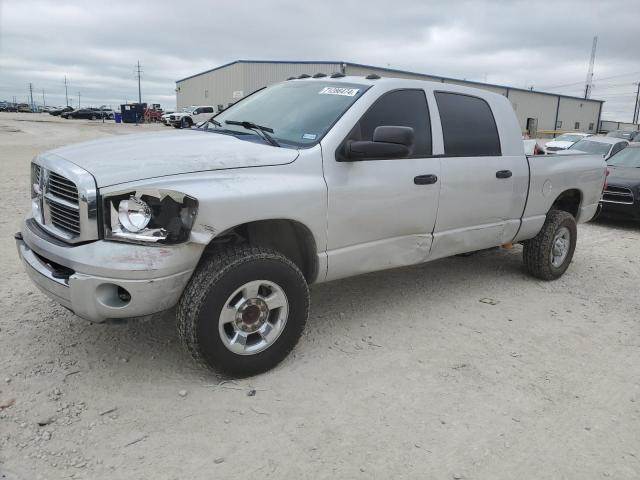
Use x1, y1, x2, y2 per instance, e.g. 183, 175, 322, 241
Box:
218, 280, 289, 355
550, 226, 570, 268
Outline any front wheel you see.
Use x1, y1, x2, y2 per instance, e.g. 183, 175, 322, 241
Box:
523, 210, 577, 280
177, 246, 309, 377
180, 117, 192, 129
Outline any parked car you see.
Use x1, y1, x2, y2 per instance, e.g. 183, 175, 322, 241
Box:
600, 142, 640, 220
169, 106, 215, 128
16, 77, 606, 376
50, 106, 74, 116
606, 130, 640, 142
98, 106, 115, 120
160, 111, 175, 126
559, 136, 629, 160
545, 132, 592, 152
64, 108, 108, 120
17, 104, 32, 112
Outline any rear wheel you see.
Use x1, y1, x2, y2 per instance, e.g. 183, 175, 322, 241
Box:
177, 246, 309, 377
523, 210, 577, 280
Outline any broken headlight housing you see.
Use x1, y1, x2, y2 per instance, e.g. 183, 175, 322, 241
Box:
103, 190, 198, 244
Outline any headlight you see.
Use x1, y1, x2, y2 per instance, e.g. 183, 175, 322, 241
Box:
104, 189, 198, 244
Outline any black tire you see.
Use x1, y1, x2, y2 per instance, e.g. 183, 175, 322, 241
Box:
180, 117, 192, 129
177, 246, 310, 377
523, 210, 577, 280
173, 123, 181, 129
90, 115, 97, 120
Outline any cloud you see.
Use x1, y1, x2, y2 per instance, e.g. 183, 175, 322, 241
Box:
0, 0, 637, 120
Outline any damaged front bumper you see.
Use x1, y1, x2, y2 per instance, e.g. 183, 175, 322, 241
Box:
16, 218, 204, 322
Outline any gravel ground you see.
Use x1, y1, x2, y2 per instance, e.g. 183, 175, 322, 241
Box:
1, 113, 639, 480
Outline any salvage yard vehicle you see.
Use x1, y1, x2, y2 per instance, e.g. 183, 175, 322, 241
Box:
600, 142, 640, 221
64, 108, 109, 120
606, 129, 640, 142
50, 106, 73, 116
16, 76, 607, 376
169, 106, 215, 128
544, 132, 591, 152
160, 111, 175, 126
560, 136, 628, 160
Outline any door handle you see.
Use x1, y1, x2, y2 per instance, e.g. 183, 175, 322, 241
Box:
496, 170, 513, 179
414, 174, 438, 185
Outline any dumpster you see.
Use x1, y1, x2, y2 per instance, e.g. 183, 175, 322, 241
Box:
114, 112, 122, 123
120, 103, 147, 123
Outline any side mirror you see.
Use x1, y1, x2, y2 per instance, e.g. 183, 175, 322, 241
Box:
344, 126, 415, 161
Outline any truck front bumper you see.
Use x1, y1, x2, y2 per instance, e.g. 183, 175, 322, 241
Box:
16, 219, 203, 322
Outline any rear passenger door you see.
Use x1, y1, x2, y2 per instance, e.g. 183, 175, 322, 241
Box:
428, 91, 528, 260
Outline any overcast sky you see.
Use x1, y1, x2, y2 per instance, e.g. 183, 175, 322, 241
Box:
1, 0, 638, 120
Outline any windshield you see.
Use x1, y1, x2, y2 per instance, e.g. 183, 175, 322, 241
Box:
607, 147, 640, 167
206, 81, 369, 147
555, 134, 584, 142
606, 130, 632, 140
568, 139, 610, 155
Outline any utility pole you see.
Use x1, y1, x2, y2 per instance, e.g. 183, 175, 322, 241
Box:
584, 35, 598, 99
28, 83, 34, 111
633, 82, 640, 124
42, 89, 46, 108
78, 92, 81, 109
136, 60, 142, 104
64, 76, 69, 107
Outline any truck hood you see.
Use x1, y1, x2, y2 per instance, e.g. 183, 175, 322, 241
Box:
43, 130, 298, 187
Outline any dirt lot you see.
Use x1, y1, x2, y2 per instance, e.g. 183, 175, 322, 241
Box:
0, 113, 638, 479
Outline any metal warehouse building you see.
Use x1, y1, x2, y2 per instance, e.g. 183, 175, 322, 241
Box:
176, 60, 604, 136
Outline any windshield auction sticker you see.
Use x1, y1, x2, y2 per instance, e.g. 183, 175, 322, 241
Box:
318, 87, 360, 97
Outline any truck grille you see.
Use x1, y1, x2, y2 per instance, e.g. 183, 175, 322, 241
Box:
45, 172, 81, 236
31, 159, 98, 243
48, 172, 79, 204
47, 198, 81, 235
602, 185, 634, 205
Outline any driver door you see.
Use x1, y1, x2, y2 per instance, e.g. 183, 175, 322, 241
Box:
322, 89, 441, 281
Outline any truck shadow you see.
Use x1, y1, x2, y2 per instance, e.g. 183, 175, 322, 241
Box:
75, 246, 526, 378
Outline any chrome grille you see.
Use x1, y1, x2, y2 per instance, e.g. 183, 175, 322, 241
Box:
47, 199, 81, 235
48, 172, 79, 204
602, 185, 634, 205
32, 164, 42, 186
30, 158, 98, 244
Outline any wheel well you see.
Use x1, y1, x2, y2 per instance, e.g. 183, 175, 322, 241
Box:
203, 219, 319, 283
551, 189, 582, 218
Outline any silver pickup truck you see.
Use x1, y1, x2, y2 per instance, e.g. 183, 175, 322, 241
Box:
16, 76, 606, 376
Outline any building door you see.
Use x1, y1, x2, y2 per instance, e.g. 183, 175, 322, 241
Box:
526, 117, 538, 137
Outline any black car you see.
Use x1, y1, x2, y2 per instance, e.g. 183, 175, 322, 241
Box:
606, 130, 640, 142
600, 143, 640, 221
50, 106, 74, 116
64, 108, 107, 120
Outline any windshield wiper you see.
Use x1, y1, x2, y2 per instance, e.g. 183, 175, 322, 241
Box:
225, 120, 280, 147
208, 118, 222, 127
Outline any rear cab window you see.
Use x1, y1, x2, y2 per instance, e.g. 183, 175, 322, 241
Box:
434, 92, 501, 157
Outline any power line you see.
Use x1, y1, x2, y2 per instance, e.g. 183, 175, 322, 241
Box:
538, 70, 640, 90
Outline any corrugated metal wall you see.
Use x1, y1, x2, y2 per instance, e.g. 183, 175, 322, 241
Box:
176, 63, 244, 110
557, 97, 601, 133
177, 62, 343, 110
176, 61, 603, 135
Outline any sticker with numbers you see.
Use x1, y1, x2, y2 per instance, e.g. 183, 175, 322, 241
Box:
318, 87, 359, 97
